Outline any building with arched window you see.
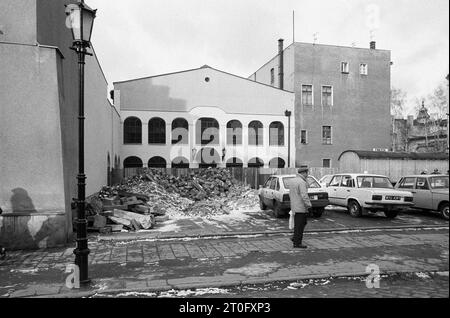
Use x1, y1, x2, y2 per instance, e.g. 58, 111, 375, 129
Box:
114, 65, 295, 168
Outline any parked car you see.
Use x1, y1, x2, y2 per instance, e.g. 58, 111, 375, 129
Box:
258, 175, 329, 218
394, 174, 449, 220
325, 173, 414, 218
319, 174, 334, 187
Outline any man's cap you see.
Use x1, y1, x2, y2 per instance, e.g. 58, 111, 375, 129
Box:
298, 167, 309, 173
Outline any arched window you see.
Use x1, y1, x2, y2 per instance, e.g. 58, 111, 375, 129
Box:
226, 157, 243, 168
172, 118, 189, 144
123, 117, 142, 144
248, 157, 264, 168
148, 156, 167, 168
269, 122, 284, 146
269, 157, 286, 168
196, 148, 220, 168
196, 118, 219, 145
227, 120, 242, 145
172, 156, 190, 168
249, 121, 263, 146
123, 156, 143, 168
148, 118, 166, 144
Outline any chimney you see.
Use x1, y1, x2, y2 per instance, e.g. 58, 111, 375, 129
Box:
278, 39, 284, 90
370, 41, 376, 50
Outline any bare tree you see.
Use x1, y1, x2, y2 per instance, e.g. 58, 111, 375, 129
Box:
391, 87, 407, 118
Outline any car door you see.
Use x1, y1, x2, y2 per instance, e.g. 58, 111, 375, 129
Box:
267, 178, 278, 207
327, 175, 343, 206
414, 177, 432, 210
261, 177, 272, 205
337, 175, 354, 206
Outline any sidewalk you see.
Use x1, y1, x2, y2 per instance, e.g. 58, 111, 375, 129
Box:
0, 227, 448, 298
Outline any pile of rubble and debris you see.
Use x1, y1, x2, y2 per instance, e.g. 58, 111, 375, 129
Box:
79, 168, 259, 233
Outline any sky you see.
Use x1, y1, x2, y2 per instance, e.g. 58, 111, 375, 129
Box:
88, 0, 449, 116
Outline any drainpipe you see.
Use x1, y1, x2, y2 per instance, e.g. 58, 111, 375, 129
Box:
278, 39, 284, 90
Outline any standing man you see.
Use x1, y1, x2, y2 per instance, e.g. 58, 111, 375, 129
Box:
289, 167, 312, 248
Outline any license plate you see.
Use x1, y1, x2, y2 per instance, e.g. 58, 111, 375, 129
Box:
385, 196, 400, 200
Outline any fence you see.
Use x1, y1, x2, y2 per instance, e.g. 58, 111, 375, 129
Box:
118, 167, 339, 189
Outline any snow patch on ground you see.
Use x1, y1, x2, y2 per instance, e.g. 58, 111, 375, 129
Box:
158, 287, 231, 298
225, 262, 282, 276
154, 220, 181, 232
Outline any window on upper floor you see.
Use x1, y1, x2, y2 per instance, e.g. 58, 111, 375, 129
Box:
322, 126, 332, 145
301, 130, 308, 144
123, 117, 142, 144
323, 159, 331, 168
322, 86, 333, 107
148, 117, 166, 144
270, 68, 275, 86
302, 85, 313, 106
360, 63, 368, 75
269, 121, 285, 146
341, 62, 349, 74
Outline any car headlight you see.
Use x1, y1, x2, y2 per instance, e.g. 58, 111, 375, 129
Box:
372, 195, 382, 201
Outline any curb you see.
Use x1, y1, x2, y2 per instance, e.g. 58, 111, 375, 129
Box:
31, 269, 450, 299
95, 224, 449, 243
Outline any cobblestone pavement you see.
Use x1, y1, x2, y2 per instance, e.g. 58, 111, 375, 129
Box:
94, 272, 449, 298
0, 227, 448, 298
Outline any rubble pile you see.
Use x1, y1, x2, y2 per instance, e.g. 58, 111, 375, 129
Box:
82, 168, 259, 233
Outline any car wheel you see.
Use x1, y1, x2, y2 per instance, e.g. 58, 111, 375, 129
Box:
348, 200, 362, 217
259, 197, 267, 211
384, 210, 398, 219
312, 208, 324, 218
273, 201, 284, 218
440, 203, 449, 221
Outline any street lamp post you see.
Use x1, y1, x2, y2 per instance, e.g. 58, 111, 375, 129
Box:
65, 0, 96, 285
285, 110, 292, 167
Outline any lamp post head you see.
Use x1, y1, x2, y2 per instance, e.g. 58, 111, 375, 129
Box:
65, 1, 97, 47
285, 110, 292, 117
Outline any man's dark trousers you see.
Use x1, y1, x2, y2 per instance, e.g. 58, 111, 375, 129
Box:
293, 213, 308, 245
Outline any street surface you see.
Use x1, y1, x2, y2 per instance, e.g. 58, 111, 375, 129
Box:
0, 206, 448, 298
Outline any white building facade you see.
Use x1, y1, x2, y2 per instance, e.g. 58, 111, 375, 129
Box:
114, 66, 295, 169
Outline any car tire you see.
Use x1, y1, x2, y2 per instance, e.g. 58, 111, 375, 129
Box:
348, 200, 362, 218
259, 197, 267, 211
312, 208, 324, 218
273, 201, 284, 218
440, 203, 449, 221
384, 210, 398, 219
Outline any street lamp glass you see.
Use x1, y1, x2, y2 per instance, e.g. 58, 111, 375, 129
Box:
66, 2, 96, 44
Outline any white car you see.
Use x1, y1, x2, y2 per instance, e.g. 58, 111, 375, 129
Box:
319, 174, 334, 188
326, 173, 414, 218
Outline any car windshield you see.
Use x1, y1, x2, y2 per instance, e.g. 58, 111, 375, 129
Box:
283, 177, 321, 189
357, 176, 393, 189
430, 176, 449, 189
307, 177, 321, 188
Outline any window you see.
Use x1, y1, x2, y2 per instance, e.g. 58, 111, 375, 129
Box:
248, 157, 264, 167
123, 117, 142, 144
275, 179, 280, 191
123, 156, 143, 168
307, 177, 321, 189
430, 176, 449, 189
416, 178, 429, 190
197, 118, 219, 145
227, 120, 243, 145
322, 126, 332, 145
148, 156, 167, 168
172, 118, 189, 144
264, 178, 273, 188
341, 176, 354, 188
322, 86, 333, 107
269, 178, 277, 190
329, 175, 343, 187
269, 122, 284, 146
249, 121, 264, 146
301, 130, 307, 144
341, 62, 349, 74
360, 63, 368, 75
302, 85, 313, 106
357, 176, 393, 189
283, 177, 296, 189
148, 118, 166, 144
270, 68, 275, 86
398, 177, 416, 189
322, 159, 331, 168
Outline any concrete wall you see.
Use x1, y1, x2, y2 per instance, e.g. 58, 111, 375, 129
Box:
0, 0, 37, 44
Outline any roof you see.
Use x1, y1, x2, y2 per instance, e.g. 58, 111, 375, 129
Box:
399, 175, 449, 178
332, 173, 389, 178
338, 150, 450, 161
114, 65, 294, 93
